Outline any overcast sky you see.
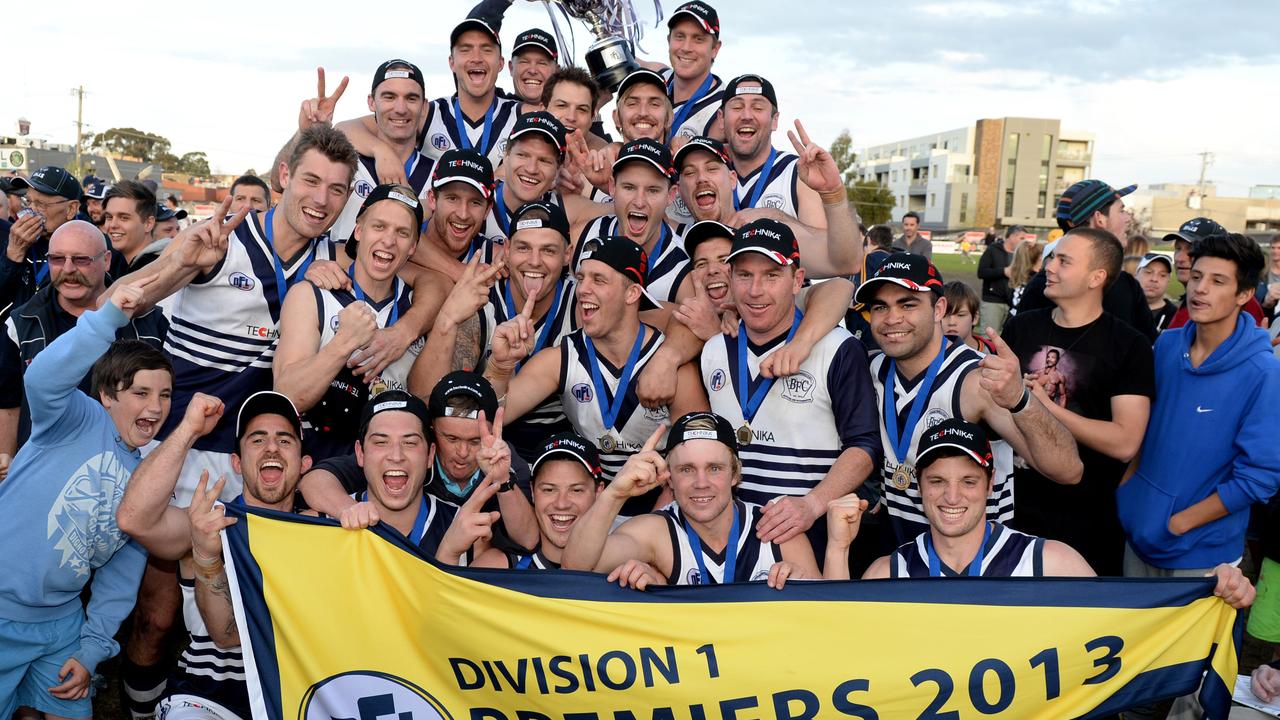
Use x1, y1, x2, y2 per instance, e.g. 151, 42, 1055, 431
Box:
3, 0, 1276, 195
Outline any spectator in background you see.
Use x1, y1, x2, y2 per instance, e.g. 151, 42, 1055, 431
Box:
102, 181, 158, 270
1137, 253, 1177, 333
1016, 179, 1157, 343
1122, 234, 1149, 276
1164, 218, 1266, 330
1256, 233, 1280, 319
81, 177, 110, 227
863, 224, 894, 279
976, 224, 1025, 333
151, 203, 188, 242
1008, 240, 1042, 315
0, 177, 26, 222
941, 281, 994, 354
2, 167, 84, 312
229, 175, 272, 214
897, 211, 930, 258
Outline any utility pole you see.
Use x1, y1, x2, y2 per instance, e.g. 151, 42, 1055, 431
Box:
1196, 150, 1214, 199
71, 86, 86, 176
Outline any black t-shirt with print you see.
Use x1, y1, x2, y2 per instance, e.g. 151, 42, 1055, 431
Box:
1001, 308, 1155, 575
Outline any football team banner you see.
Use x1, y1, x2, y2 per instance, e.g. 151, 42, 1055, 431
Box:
223, 506, 1242, 720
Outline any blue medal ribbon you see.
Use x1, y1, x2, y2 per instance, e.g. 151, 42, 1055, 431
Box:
452, 96, 497, 157
927, 521, 992, 577
404, 151, 420, 181
493, 181, 512, 237
735, 309, 802, 427
361, 491, 430, 545
732, 147, 778, 211
348, 263, 400, 327
503, 278, 564, 367
685, 502, 741, 584
667, 73, 715, 143
646, 224, 670, 281
35, 261, 49, 285
883, 338, 949, 466
263, 207, 317, 308
582, 325, 645, 434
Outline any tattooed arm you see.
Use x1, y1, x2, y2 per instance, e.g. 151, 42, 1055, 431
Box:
409, 313, 483, 396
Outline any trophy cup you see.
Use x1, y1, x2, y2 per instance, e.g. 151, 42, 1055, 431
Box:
539, 0, 661, 92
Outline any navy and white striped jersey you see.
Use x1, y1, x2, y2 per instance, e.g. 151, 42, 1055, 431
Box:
162, 212, 337, 451
558, 327, 670, 515
331, 153, 432, 245
304, 281, 419, 461
889, 522, 1045, 578
417, 94, 521, 169
960, 337, 1017, 524
661, 69, 726, 143
352, 491, 458, 559
657, 499, 781, 585
734, 150, 801, 218
167, 577, 250, 720
479, 276, 577, 462
702, 326, 878, 506
573, 216, 689, 303
870, 341, 1014, 543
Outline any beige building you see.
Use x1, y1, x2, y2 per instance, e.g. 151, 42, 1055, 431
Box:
1128, 183, 1280, 238
854, 117, 1094, 233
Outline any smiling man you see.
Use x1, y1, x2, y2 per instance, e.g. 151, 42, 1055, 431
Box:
102, 181, 158, 269
508, 29, 558, 113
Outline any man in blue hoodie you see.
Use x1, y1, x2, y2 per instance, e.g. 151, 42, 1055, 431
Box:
1118, 232, 1280, 578
0, 276, 172, 718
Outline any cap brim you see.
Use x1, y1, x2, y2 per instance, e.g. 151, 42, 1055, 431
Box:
236, 391, 302, 439
683, 221, 735, 255
1138, 255, 1173, 271
173, 209, 188, 219
433, 176, 491, 198
1162, 232, 1194, 245
5, 177, 30, 191
674, 142, 728, 170
853, 275, 938, 306
452, 18, 500, 45
616, 72, 669, 101
612, 155, 671, 180
509, 127, 564, 157
512, 40, 556, 59
533, 447, 599, 479
1116, 184, 1137, 198
725, 245, 794, 266
917, 441, 991, 470
668, 9, 716, 35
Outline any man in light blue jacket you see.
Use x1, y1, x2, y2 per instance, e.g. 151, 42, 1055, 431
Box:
1119, 233, 1280, 575
0, 276, 172, 718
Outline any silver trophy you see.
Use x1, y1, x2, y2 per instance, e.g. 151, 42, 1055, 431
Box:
537, 0, 663, 92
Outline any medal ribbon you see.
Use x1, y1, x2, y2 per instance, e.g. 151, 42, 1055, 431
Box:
583, 325, 645, 433
884, 338, 949, 466
264, 207, 317, 308
927, 521, 992, 577
493, 181, 513, 237
503, 278, 565, 368
452, 96, 498, 157
732, 147, 778, 211
348, 263, 400, 327
361, 491, 430, 545
735, 309, 802, 426
646, 224, 670, 282
667, 73, 715, 143
685, 502, 741, 584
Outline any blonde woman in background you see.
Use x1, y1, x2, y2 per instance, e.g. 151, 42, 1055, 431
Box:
1008, 240, 1042, 315
1122, 234, 1149, 276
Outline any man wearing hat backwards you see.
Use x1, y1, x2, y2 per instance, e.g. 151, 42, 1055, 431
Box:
699, 218, 880, 559
486, 235, 708, 518
857, 253, 1083, 550
274, 184, 424, 462
853, 416, 1255, 602
562, 412, 835, 589
118, 390, 314, 720
441, 430, 605, 571
2, 165, 83, 310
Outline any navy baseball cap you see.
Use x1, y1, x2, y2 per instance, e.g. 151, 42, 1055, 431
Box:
511, 200, 570, 243
667, 1, 720, 37
236, 391, 303, 441
83, 178, 111, 200
358, 390, 432, 439
915, 418, 993, 473
372, 59, 426, 95
431, 149, 495, 199
616, 68, 668, 103
665, 412, 737, 453
853, 252, 945, 306
1055, 179, 1136, 228
154, 205, 188, 222
533, 432, 603, 480
427, 371, 500, 422
26, 166, 81, 201
451, 17, 501, 48
1161, 216, 1226, 246
577, 235, 661, 310
727, 218, 799, 266
508, 111, 567, 159
674, 136, 731, 171
612, 138, 676, 182
512, 28, 557, 60
683, 219, 735, 259
357, 183, 423, 229
723, 74, 778, 110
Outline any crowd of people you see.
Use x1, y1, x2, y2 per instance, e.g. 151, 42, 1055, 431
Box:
0, 1, 1278, 718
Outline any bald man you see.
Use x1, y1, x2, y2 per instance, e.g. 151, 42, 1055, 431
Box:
1, 221, 169, 452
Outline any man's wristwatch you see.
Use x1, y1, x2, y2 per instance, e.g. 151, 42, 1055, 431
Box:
498, 472, 518, 493
1010, 386, 1032, 414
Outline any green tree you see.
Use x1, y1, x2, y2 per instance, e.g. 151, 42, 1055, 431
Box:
178, 151, 211, 178
91, 127, 172, 161
830, 129, 895, 225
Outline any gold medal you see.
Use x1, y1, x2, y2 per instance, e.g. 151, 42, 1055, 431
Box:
599, 433, 618, 453
891, 463, 914, 490
736, 423, 753, 447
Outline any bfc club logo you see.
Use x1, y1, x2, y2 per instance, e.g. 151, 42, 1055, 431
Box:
301, 671, 452, 720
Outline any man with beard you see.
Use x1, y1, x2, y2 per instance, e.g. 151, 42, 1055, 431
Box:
399, 149, 502, 289
117, 391, 311, 720
1, 221, 167, 452
82, 177, 110, 227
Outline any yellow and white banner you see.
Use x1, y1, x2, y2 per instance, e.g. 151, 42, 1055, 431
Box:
224, 506, 1241, 720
